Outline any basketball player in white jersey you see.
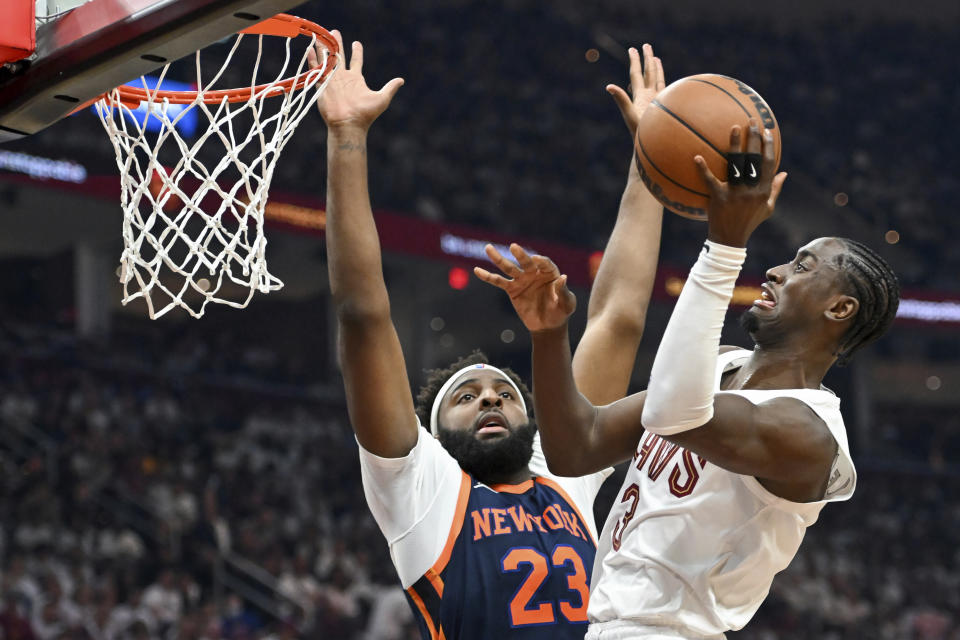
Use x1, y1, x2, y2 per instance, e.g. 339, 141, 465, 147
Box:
476, 120, 901, 638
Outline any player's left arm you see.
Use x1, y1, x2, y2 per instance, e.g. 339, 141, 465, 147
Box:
572, 44, 665, 405
476, 247, 647, 475
666, 395, 838, 500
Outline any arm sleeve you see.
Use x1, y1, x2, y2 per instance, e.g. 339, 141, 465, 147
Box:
641, 240, 746, 434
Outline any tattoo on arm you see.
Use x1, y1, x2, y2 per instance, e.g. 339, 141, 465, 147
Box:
337, 139, 367, 155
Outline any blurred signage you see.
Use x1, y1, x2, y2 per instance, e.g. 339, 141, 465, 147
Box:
896, 298, 960, 323
0, 150, 87, 183
440, 233, 534, 266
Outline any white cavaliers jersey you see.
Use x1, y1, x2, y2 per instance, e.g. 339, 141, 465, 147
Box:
587, 349, 856, 638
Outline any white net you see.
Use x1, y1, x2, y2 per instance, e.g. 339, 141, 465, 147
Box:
95, 28, 336, 319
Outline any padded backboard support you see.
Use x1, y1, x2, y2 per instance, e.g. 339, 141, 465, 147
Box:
0, 0, 36, 65
0, 0, 308, 143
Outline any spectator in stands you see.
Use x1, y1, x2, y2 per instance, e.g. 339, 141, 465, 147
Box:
141, 569, 182, 633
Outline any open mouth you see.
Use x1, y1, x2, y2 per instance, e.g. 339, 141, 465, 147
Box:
476, 412, 509, 437
754, 284, 777, 310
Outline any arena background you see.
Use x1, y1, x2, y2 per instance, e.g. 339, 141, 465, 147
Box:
1, 0, 958, 638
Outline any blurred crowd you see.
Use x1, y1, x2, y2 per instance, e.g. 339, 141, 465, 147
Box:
0, 321, 415, 639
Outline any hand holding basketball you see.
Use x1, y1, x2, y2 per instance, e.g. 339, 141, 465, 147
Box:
474, 244, 577, 333
606, 44, 665, 139
695, 119, 788, 248
314, 31, 404, 130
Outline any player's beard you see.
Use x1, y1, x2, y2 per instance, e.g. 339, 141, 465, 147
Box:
437, 420, 537, 484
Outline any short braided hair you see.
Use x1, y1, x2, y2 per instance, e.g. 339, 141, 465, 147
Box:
832, 238, 900, 366
414, 350, 533, 427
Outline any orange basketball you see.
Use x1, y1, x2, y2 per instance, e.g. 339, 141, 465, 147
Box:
634, 74, 782, 221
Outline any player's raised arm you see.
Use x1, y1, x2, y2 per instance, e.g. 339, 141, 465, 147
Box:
475, 246, 650, 475
475, 45, 667, 475
572, 44, 665, 406
314, 33, 413, 458
638, 120, 840, 500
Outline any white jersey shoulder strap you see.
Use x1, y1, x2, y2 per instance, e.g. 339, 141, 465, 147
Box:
714, 347, 856, 503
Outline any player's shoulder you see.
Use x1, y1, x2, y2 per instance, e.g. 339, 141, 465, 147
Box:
754, 396, 836, 458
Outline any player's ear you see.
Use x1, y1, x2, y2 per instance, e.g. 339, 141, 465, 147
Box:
825, 294, 858, 323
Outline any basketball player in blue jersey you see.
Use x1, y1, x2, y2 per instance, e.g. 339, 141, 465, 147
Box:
313, 31, 666, 639
478, 121, 901, 638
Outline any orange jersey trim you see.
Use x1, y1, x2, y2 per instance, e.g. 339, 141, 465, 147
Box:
406, 585, 439, 640
431, 471, 471, 575
535, 476, 597, 546
425, 567, 444, 599
489, 479, 535, 494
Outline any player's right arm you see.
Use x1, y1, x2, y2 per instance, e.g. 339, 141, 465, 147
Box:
315, 33, 413, 458
571, 44, 665, 407
639, 123, 838, 502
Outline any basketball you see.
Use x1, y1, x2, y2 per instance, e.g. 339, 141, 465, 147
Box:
634, 74, 782, 220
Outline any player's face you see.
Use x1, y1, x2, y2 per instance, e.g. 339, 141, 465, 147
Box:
741, 237, 849, 342
437, 369, 530, 440
435, 369, 535, 481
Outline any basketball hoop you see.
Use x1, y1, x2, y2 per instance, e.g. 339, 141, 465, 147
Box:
94, 14, 338, 319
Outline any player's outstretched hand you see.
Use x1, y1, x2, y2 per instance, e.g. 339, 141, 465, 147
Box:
694, 118, 788, 248
474, 244, 577, 333
606, 43, 665, 139
312, 30, 404, 130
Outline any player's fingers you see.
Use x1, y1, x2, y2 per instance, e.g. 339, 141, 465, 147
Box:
655, 57, 666, 91
330, 30, 345, 64
606, 85, 636, 131
739, 119, 764, 186
694, 156, 724, 193
379, 77, 405, 101
532, 254, 560, 277
745, 118, 762, 155
510, 243, 536, 270
351, 40, 363, 72
725, 125, 749, 186
628, 47, 643, 94
553, 275, 576, 314
642, 44, 655, 88
473, 267, 511, 290
606, 84, 632, 111
307, 43, 319, 68
767, 172, 788, 209
484, 244, 521, 276
728, 124, 743, 154
761, 127, 776, 183
550, 274, 568, 296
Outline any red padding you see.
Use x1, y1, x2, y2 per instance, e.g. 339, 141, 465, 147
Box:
0, 0, 36, 64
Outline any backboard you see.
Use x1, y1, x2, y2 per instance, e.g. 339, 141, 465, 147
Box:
0, 0, 311, 143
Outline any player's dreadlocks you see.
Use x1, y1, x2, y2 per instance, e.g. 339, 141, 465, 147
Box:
415, 350, 533, 428
833, 238, 900, 366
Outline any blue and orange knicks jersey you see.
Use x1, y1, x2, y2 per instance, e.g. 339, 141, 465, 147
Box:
405, 471, 597, 639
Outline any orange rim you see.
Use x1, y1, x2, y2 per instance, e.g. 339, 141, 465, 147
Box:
105, 14, 339, 108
